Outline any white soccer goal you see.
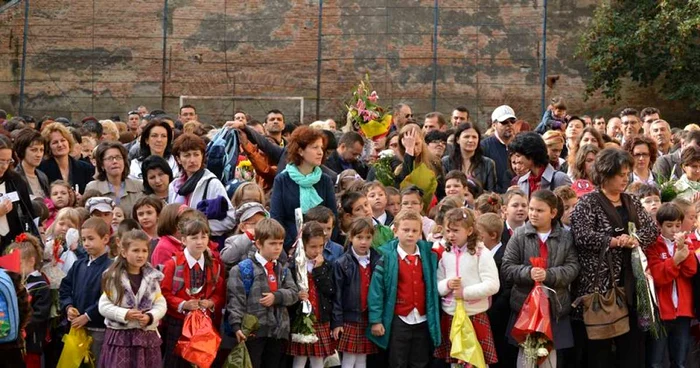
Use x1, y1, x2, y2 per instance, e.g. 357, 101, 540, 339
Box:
179, 95, 304, 125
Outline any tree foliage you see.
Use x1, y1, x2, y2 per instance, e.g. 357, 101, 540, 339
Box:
577, 0, 700, 108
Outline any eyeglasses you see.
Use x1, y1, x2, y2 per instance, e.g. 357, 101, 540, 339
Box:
428, 141, 446, 147
0, 159, 14, 167
499, 119, 516, 126
633, 153, 650, 159
103, 155, 123, 163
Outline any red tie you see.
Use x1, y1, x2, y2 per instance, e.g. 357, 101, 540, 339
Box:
264, 262, 278, 292
508, 228, 514, 236
405, 255, 417, 265
194, 263, 201, 272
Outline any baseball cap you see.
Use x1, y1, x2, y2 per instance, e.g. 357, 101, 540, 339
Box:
491, 105, 516, 123
235, 202, 269, 225
85, 197, 115, 214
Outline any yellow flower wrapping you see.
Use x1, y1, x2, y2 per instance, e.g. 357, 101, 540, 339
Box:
450, 299, 486, 368
57, 327, 95, 368
359, 114, 392, 139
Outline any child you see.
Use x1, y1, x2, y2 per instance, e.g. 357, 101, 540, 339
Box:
304, 206, 344, 263
150, 203, 197, 268
86, 196, 115, 228
0, 268, 31, 366
400, 185, 436, 240
367, 209, 441, 367
646, 203, 697, 368
111, 205, 125, 232
554, 186, 578, 231
445, 170, 470, 207
7, 234, 50, 368
501, 190, 580, 367
42, 207, 81, 284
672, 197, 697, 233
98, 229, 167, 368
221, 202, 269, 268
477, 213, 518, 367
231, 181, 266, 208
363, 181, 393, 226
132, 195, 164, 241
435, 208, 500, 365
161, 219, 225, 368
501, 188, 528, 246
338, 191, 373, 245
59, 217, 115, 363
635, 184, 662, 220
115, 219, 142, 248
287, 222, 336, 368
227, 218, 299, 368
385, 186, 401, 218
427, 196, 462, 251
45, 180, 77, 228
332, 217, 380, 368
474, 192, 503, 216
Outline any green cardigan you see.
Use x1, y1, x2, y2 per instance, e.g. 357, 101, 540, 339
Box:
366, 239, 441, 350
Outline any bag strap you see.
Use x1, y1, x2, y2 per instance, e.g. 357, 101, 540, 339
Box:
202, 177, 214, 200
591, 245, 617, 292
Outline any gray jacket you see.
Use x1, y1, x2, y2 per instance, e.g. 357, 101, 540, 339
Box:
517, 164, 572, 197
653, 151, 682, 181
501, 222, 580, 318
226, 257, 299, 339
220, 234, 254, 270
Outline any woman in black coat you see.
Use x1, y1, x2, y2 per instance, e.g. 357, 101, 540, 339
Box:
38, 122, 94, 194
0, 134, 37, 253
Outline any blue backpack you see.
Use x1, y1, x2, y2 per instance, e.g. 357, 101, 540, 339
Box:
223, 258, 255, 337
206, 127, 240, 184
0, 270, 19, 343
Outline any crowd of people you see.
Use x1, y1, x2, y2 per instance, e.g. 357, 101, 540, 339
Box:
0, 98, 697, 368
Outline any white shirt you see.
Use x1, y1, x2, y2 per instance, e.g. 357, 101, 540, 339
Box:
537, 231, 551, 243
376, 212, 388, 226
184, 248, 205, 271
352, 247, 370, 268
632, 170, 656, 186
255, 252, 276, 276
306, 259, 315, 273
490, 242, 503, 256
396, 246, 427, 325
662, 236, 679, 308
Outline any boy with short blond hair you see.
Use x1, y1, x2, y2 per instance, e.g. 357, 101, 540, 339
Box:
368, 209, 441, 368
227, 218, 299, 368
554, 186, 578, 231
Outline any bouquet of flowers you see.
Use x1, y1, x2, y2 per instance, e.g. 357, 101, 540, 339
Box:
290, 209, 318, 344
371, 149, 395, 187
346, 74, 392, 139
629, 222, 664, 339
235, 159, 255, 182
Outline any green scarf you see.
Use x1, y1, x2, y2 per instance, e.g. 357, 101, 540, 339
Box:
285, 164, 323, 214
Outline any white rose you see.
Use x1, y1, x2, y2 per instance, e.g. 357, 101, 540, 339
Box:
536, 348, 549, 357
379, 149, 394, 159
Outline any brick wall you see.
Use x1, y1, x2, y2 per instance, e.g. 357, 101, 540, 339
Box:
0, 0, 695, 127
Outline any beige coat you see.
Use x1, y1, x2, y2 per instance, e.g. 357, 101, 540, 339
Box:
85, 178, 144, 218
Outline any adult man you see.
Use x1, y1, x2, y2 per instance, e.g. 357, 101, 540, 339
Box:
137, 105, 149, 117
178, 105, 197, 124
247, 120, 266, 136
325, 131, 368, 178
264, 109, 286, 146
592, 115, 606, 135
582, 115, 593, 127
620, 108, 642, 145
649, 119, 672, 156
607, 117, 623, 141
325, 119, 337, 131
422, 112, 447, 134
482, 105, 516, 193
451, 106, 469, 126
126, 110, 141, 136
654, 130, 700, 180
640, 107, 661, 136
391, 103, 413, 131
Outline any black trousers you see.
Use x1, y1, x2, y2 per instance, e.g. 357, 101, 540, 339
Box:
246, 336, 286, 368
568, 310, 646, 368
388, 316, 432, 368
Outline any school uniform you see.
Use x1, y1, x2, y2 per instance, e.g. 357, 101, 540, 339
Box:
161, 249, 225, 368
24, 272, 51, 368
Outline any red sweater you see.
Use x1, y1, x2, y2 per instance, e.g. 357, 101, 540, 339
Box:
646, 236, 697, 320
161, 251, 226, 325
395, 256, 426, 317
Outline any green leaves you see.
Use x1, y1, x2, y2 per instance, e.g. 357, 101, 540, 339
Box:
577, 0, 700, 108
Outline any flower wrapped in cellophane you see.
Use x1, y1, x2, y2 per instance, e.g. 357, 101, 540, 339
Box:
346, 74, 392, 139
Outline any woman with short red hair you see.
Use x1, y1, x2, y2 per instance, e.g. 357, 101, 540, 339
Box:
270, 126, 337, 250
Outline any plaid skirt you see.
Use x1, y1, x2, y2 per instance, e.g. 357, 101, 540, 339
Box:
287, 321, 336, 357
434, 312, 498, 365
337, 314, 378, 355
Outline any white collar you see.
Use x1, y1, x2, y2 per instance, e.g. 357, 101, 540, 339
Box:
376, 212, 388, 225
306, 258, 315, 273
632, 170, 655, 185
255, 252, 275, 268
352, 247, 370, 262
397, 244, 421, 261
662, 236, 675, 247
27, 270, 41, 277
184, 248, 205, 270
491, 242, 503, 255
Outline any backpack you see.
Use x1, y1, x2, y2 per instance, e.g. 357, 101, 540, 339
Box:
0, 269, 19, 343
171, 256, 221, 297
237, 258, 255, 296
206, 128, 240, 184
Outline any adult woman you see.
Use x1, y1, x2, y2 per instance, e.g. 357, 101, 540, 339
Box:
509, 132, 571, 197
442, 122, 496, 192
623, 135, 658, 186
129, 119, 180, 180
542, 130, 566, 171
270, 126, 337, 249
168, 134, 235, 238
14, 129, 50, 198
673, 145, 700, 201
569, 148, 659, 368
38, 123, 94, 194
85, 142, 144, 218
0, 135, 37, 252
395, 123, 445, 200
564, 116, 585, 154
141, 155, 173, 202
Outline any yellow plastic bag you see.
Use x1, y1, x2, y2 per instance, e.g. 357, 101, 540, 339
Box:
57, 327, 94, 368
450, 299, 486, 368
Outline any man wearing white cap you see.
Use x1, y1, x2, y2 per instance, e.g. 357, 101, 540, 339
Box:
481, 105, 517, 193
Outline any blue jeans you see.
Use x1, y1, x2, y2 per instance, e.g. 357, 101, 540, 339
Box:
647, 317, 691, 368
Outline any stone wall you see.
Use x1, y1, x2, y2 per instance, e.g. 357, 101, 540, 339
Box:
0, 0, 695, 127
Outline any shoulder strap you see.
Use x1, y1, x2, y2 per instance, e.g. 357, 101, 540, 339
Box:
202, 177, 215, 200
239, 259, 255, 296
172, 256, 185, 294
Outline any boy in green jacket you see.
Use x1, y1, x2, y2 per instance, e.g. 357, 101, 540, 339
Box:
367, 209, 441, 367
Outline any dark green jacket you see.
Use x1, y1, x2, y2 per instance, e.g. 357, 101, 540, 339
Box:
367, 239, 441, 349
